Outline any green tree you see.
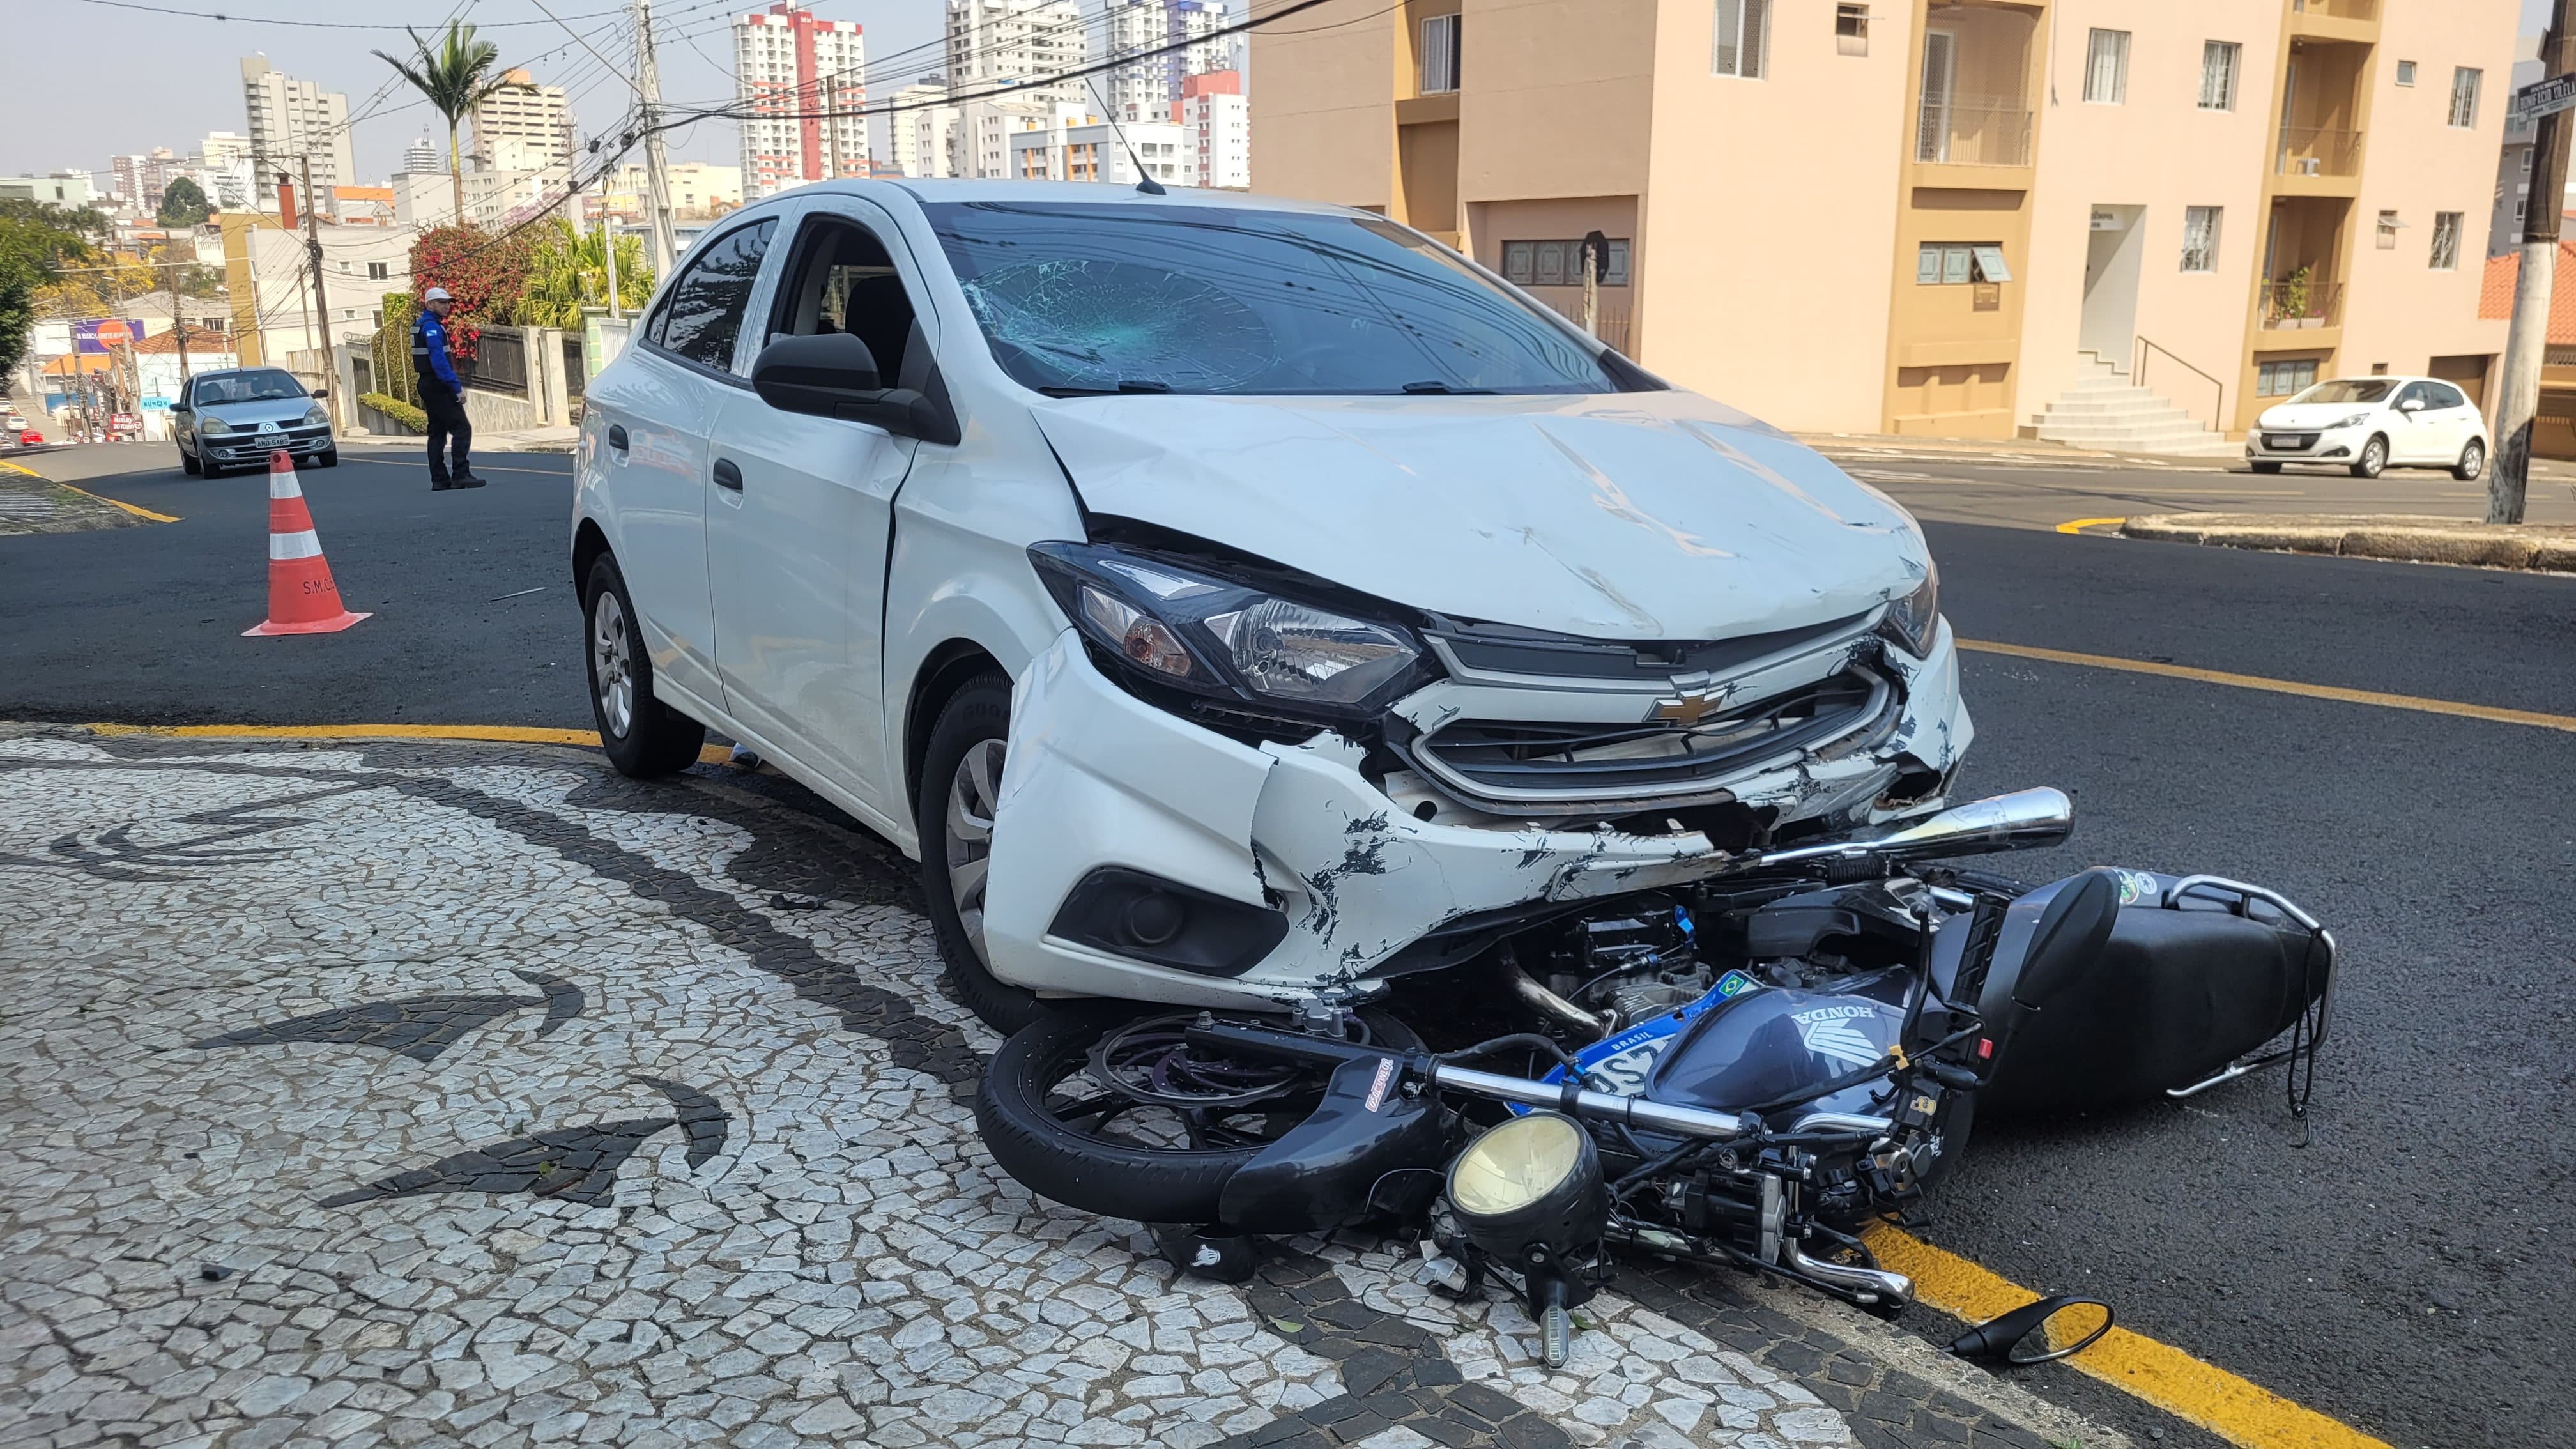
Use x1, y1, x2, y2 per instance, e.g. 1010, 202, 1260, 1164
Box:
515, 217, 654, 329
156, 176, 210, 229
0, 204, 99, 376
372, 22, 535, 224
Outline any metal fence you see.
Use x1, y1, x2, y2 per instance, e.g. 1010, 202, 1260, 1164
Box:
471, 327, 528, 395
1917, 100, 2034, 167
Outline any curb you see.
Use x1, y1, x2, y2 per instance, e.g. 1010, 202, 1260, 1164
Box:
2122, 512, 2576, 572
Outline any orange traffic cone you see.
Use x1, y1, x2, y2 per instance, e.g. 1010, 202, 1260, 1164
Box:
243, 450, 369, 637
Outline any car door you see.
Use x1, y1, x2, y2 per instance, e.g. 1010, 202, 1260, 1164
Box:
705, 197, 931, 819
588, 215, 780, 711
2422, 381, 2478, 461
2386, 382, 2441, 463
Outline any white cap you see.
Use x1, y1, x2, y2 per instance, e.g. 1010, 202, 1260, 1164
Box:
422, 286, 452, 302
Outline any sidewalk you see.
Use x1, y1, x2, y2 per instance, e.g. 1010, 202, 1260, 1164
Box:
345, 424, 578, 454
2121, 512, 2576, 571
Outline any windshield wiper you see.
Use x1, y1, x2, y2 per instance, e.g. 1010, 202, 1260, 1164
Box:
1398, 380, 1494, 394
1039, 379, 1175, 397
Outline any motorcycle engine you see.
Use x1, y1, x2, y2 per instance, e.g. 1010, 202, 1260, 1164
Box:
1539, 904, 1711, 1029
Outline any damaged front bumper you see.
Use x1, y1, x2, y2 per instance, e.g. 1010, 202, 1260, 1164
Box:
983, 624, 1971, 1011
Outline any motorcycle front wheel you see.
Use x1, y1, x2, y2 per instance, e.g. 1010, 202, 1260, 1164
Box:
977, 1002, 1418, 1225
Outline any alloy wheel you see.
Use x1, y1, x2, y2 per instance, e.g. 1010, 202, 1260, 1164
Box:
945, 739, 1007, 960
2358, 438, 2387, 477
592, 592, 634, 739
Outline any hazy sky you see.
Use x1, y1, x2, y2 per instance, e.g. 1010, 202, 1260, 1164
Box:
6, 0, 945, 184
3, 0, 2559, 188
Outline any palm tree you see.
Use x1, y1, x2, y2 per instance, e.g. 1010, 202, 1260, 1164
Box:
373, 22, 534, 224
516, 217, 654, 329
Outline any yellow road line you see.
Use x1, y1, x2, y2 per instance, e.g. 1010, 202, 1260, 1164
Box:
79, 721, 735, 765
1958, 638, 2576, 734
0, 459, 40, 477
57, 480, 181, 523
2055, 517, 2127, 535
1864, 1225, 2393, 1449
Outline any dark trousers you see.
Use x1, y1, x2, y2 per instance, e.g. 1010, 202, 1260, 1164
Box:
422, 388, 472, 483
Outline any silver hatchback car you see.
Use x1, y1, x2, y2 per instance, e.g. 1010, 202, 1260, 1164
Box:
173, 367, 338, 477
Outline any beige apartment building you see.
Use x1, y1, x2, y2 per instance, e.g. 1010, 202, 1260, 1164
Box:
1254, 0, 2517, 443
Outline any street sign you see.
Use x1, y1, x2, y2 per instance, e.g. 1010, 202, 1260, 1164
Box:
2512, 73, 2576, 125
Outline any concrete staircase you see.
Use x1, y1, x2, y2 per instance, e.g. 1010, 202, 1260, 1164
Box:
2025, 352, 2239, 457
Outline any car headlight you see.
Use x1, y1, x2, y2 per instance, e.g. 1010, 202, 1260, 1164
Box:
1878, 562, 1940, 657
199, 416, 234, 434
303, 404, 330, 429
2328, 413, 2370, 431
1029, 540, 1426, 720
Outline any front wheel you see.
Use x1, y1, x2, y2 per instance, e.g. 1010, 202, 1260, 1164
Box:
977, 1003, 1418, 1225
2250, 460, 2282, 475
2350, 435, 2389, 479
180, 448, 201, 477
314, 448, 339, 469
2453, 438, 2487, 482
583, 555, 706, 778
917, 671, 1043, 1034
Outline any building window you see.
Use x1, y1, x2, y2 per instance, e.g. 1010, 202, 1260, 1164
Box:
1418, 13, 1460, 95
1836, 4, 1867, 57
1915, 242, 2012, 284
2085, 29, 2130, 105
2181, 206, 2221, 272
2199, 42, 2240, 111
1713, 0, 1770, 79
2396, 60, 2417, 87
2449, 67, 2481, 127
2518, 198, 2529, 222
2429, 211, 2464, 270
2257, 358, 2319, 396
2377, 209, 2402, 249
1501, 238, 1630, 287
367, 261, 388, 280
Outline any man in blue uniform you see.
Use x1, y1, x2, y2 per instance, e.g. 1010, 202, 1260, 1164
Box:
411, 286, 484, 491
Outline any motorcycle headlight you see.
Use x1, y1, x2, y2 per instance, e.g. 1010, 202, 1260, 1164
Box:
1446, 1112, 1606, 1261
1878, 562, 1941, 658
303, 404, 330, 429
2328, 412, 2370, 431
1029, 540, 1425, 719
199, 415, 234, 434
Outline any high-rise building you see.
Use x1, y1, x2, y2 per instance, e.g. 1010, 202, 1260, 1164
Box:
1105, 0, 1231, 118
878, 82, 960, 178
735, 1, 868, 199
110, 148, 183, 210
401, 134, 439, 178
201, 132, 252, 168
470, 70, 576, 172
946, 0, 1087, 108
1180, 70, 1249, 189
238, 55, 355, 197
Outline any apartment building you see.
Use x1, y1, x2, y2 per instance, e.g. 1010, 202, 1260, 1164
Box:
1181, 70, 1251, 189
216, 212, 414, 366
735, 2, 870, 199
239, 56, 355, 197
470, 70, 577, 172
947, 0, 1089, 107
880, 82, 962, 178
1255, 0, 2514, 443
1104, 0, 1235, 117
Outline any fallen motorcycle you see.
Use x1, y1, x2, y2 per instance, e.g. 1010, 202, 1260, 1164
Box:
975, 788, 2334, 1365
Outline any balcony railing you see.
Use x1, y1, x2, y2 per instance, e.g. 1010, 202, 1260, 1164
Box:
2276, 126, 2365, 178
2258, 279, 2345, 329
1917, 100, 2034, 167
2290, 0, 2377, 20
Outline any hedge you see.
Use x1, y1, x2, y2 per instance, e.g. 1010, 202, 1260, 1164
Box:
360, 392, 426, 434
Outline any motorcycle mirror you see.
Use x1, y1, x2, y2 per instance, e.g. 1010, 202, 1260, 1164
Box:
2011, 868, 2120, 1009
1947, 1296, 2114, 1366
1758, 788, 2074, 870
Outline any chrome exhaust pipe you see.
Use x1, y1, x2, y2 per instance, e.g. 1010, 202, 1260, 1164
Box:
1513, 967, 1614, 1039
1783, 1241, 1914, 1307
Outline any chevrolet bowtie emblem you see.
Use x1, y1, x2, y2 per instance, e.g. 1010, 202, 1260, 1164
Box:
1648, 672, 1727, 726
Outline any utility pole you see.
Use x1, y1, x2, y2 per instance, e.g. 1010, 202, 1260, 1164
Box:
600, 204, 621, 321
165, 256, 191, 387
632, 0, 678, 277
298, 155, 340, 430
2494, 0, 2576, 525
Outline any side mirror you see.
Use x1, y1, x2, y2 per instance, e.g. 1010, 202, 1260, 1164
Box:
2397, 397, 2425, 413
1758, 788, 2074, 869
1947, 1296, 2113, 1366
2011, 868, 2120, 1010
751, 332, 960, 446
310, 387, 328, 399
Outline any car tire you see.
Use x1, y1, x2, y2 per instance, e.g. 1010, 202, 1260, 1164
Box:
2453, 438, 2486, 482
583, 555, 706, 778
2250, 461, 2282, 475
977, 1002, 1420, 1226
180, 448, 201, 477
2350, 435, 2389, 479
316, 448, 339, 468
917, 670, 1044, 1034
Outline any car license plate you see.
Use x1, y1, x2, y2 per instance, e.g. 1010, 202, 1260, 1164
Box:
2265, 434, 2306, 449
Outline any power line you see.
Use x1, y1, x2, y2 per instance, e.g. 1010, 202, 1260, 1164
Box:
75, 0, 625, 29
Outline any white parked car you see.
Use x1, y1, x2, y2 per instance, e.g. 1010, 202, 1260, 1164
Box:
2244, 375, 2489, 480
570, 181, 1969, 1031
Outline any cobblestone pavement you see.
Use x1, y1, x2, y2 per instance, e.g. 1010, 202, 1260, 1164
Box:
0, 729, 2114, 1449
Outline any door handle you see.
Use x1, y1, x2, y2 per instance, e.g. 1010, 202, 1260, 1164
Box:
713, 458, 743, 492
607, 424, 629, 451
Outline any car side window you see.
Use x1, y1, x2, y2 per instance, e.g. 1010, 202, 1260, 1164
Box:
765, 215, 918, 388
652, 218, 778, 374
2393, 382, 2432, 410
2427, 382, 2469, 410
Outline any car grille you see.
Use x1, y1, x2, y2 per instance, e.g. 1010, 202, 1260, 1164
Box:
210, 424, 330, 456
1429, 611, 1873, 684
1402, 666, 1894, 812
2262, 432, 2318, 451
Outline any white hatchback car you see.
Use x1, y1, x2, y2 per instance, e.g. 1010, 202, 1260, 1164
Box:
2244, 375, 2490, 480
570, 180, 1970, 1031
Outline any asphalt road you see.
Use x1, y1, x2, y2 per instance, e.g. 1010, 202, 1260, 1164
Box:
7, 440, 2575, 1449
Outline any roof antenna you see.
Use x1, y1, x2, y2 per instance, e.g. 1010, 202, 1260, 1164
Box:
1085, 75, 1166, 195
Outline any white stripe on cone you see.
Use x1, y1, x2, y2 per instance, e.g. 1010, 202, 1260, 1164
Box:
270, 472, 304, 500
270, 530, 323, 561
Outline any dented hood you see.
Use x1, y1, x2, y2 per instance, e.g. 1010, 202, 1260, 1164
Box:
1031, 392, 1928, 640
